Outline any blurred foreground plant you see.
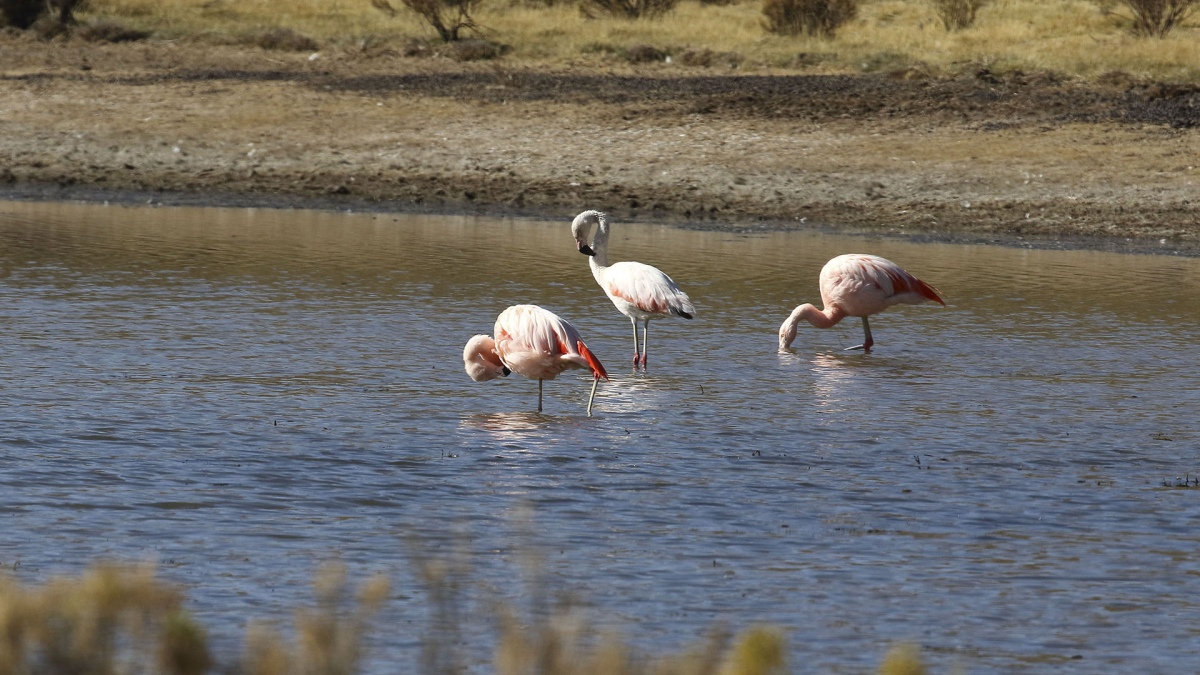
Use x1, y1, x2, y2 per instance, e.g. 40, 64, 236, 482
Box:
243, 563, 390, 675
0, 562, 209, 675
0, 551, 925, 675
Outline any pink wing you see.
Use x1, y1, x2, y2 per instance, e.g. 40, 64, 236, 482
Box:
494, 305, 607, 380
834, 254, 944, 305
605, 261, 695, 318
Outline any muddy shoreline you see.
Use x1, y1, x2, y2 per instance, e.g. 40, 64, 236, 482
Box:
2, 35, 1199, 255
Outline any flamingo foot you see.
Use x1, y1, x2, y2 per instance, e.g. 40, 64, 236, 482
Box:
639, 354, 647, 368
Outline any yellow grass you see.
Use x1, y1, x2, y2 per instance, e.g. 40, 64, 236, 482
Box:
0, 558, 946, 674
78, 0, 1200, 80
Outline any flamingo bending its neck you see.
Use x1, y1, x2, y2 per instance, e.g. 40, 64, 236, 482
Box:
571, 210, 695, 368
464, 304, 609, 415
778, 254, 944, 352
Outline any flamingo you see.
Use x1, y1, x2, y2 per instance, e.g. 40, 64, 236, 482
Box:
570, 210, 695, 368
778, 254, 944, 352
464, 304, 609, 415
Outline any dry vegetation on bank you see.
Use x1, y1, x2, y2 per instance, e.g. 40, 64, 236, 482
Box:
36, 0, 1198, 81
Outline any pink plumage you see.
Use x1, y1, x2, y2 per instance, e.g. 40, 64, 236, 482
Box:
779, 254, 944, 352
464, 304, 607, 414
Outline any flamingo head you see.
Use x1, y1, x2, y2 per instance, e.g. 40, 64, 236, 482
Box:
571, 210, 603, 256
463, 335, 509, 381
778, 315, 799, 351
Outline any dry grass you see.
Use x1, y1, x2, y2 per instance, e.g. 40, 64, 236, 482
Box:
0, 562, 207, 675
72, 0, 1200, 80
0, 556, 946, 674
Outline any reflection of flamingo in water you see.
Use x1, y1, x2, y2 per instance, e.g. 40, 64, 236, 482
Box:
571, 210, 695, 368
778, 254, 944, 352
464, 304, 609, 415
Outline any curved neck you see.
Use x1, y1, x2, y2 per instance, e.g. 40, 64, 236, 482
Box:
790, 303, 844, 330
589, 216, 611, 268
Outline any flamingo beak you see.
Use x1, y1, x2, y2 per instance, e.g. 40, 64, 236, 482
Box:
577, 242, 595, 256
502, 366, 511, 376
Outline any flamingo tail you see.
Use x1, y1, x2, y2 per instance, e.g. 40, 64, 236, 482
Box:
914, 277, 945, 305
577, 341, 609, 380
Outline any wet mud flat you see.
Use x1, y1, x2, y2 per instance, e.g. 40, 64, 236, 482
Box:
2, 34, 1199, 250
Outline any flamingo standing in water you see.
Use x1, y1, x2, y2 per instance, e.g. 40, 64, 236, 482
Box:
571, 210, 695, 368
778, 254, 944, 352
464, 304, 609, 415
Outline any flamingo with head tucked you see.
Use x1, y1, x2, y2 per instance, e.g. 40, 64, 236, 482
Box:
778, 254, 944, 352
571, 210, 695, 368
464, 304, 609, 415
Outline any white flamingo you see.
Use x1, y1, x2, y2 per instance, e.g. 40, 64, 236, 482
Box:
778, 254, 945, 352
464, 304, 609, 415
570, 210, 695, 368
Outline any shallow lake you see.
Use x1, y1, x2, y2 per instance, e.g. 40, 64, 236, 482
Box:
1, 200, 1199, 673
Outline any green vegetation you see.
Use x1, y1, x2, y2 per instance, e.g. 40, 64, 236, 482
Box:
0, 559, 929, 675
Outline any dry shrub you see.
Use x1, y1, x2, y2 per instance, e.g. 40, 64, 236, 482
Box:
1115, 0, 1198, 36
378, 0, 484, 42
624, 43, 667, 62
446, 37, 507, 60
0, 0, 82, 28
76, 19, 150, 42
251, 26, 320, 51
678, 47, 744, 67
931, 0, 987, 30
580, 0, 681, 20
762, 0, 858, 37
0, 0, 42, 28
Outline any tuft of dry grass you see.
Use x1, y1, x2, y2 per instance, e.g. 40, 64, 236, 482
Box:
0, 562, 201, 675
878, 642, 927, 675
243, 563, 391, 675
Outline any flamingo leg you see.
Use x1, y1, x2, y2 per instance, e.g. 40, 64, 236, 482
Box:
640, 320, 649, 368
586, 374, 600, 417
538, 379, 544, 412
844, 316, 875, 352
630, 318, 641, 367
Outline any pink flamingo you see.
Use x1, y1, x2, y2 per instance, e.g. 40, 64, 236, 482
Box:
571, 210, 695, 368
778, 254, 944, 352
464, 304, 609, 415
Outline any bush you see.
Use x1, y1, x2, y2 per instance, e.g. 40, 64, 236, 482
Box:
1116, 0, 1198, 36
0, 0, 45, 28
394, 0, 484, 42
580, 0, 681, 19
1, 0, 84, 30
931, 0, 987, 30
762, 0, 857, 36
251, 27, 320, 51
623, 43, 667, 62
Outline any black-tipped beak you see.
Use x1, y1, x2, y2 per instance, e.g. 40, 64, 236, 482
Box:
577, 243, 595, 256
502, 366, 511, 377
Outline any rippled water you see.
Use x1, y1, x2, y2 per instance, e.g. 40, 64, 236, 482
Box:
1, 200, 1199, 673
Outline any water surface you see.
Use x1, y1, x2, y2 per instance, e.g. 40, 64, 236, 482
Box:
1, 201, 1199, 673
